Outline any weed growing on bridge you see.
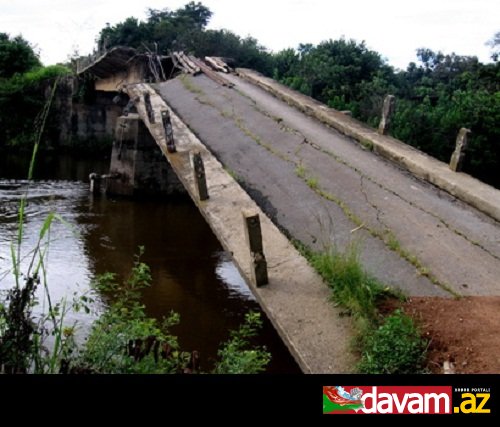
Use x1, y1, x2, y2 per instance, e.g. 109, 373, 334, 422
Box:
296, 241, 428, 374
308, 246, 388, 322
179, 74, 205, 96
294, 165, 456, 295
295, 164, 306, 179
358, 310, 427, 374
306, 177, 319, 191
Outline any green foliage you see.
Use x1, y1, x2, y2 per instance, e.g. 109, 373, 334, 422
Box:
96, 2, 273, 75
98, 2, 211, 52
307, 246, 388, 322
1, 244, 271, 374
392, 86, 500, 187
274, 38, 391, 111
80, 251, 270, 374
213, 311, 271, 374
0, 64, 70, 148
0, 33, 41, 79
306, 176, 319, 190
273, 36, 500, 188
78, 247, 191, 373
358, 310, 427, 374
300, 243, 424, 373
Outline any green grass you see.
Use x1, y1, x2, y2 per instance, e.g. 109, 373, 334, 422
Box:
179, 74, 205, 95
224, 166, 242, 183
298, 241, 427, 374
357, 309, 427, 374
306, 176, 319, 190
360, 138, 374, 151
308, 246, 388, 322
295, 164, 306, 179
386, 231, 401, 251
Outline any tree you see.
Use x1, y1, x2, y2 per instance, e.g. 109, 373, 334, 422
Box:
273, 38, 388, 114
173, 1, 212, 29
94, 3, 274, 75
97, 2, 212, 53
487, 31, 500, 61
0, 34, 68, 149
0, 33, 40, 78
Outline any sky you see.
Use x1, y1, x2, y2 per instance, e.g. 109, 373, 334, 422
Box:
0, 0, 498, 70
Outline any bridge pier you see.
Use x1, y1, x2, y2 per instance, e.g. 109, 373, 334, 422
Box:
105, 114, 184, 197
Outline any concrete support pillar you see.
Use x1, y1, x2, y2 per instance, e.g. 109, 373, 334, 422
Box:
449, 128, 471, 172
106, 114, 184, 197
243, 211, 268, 287
378, 95, 396, 135
161, 110, 177, 153
191, 152, 209, 201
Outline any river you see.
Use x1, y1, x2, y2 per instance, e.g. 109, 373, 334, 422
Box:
0, 153, 299, 373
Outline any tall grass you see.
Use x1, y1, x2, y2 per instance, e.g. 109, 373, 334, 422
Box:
298, 241, 428, 374
308, 246, 388, 322
0, 76, 72, 373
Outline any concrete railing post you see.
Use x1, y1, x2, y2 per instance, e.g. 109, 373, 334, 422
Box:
191, 152, 209, 201
378, 95, 396, 135
161, 110, 177, 153
143, 92, 155, 124
242, 211, 268, 287
449, 128, 471, 172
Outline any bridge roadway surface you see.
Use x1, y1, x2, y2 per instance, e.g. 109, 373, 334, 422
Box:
155, 74, 500, 297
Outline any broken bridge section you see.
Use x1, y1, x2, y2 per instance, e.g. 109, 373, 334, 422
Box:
117, 66, 500, 372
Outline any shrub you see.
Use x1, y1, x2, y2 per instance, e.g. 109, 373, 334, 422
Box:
358, 310, 427, 374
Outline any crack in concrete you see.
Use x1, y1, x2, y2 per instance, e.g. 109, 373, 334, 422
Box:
298, 133, 500, 263
359, 174, 389, 232
176, 76, 459, 296
224, 78, 500, 260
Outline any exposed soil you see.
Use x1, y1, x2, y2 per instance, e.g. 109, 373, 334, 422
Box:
403, 296, 500, 374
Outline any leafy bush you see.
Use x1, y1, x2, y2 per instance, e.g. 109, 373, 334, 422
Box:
273, 39, 500, 188
358, 310, 427, 374
213, 311, 271, 374
1, 247, 272, 374
0, 65, 71, 148
299, 242, 425, 374
78, 248, 194, 374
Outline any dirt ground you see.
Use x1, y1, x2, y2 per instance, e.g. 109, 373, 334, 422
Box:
403, 296, 500, 374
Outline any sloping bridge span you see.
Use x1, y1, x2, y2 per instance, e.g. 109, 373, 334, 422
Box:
120, 72, 500, 372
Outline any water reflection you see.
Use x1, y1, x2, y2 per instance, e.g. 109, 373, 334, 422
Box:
215, 252, 256, 301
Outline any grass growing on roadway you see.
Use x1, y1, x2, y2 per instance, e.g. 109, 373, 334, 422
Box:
299, 243, 428, 374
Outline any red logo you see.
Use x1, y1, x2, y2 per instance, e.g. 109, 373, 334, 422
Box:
323, 386, 452, 414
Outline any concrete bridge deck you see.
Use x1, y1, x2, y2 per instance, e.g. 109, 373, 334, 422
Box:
154, 73, 500, 298
124, 83, 355, 373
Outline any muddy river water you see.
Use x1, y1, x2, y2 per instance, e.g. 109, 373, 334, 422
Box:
0, 153, 299, 372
